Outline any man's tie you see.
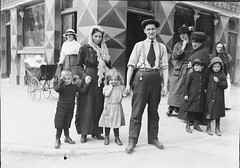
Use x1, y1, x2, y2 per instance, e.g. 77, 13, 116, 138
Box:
147, 41, 156, 67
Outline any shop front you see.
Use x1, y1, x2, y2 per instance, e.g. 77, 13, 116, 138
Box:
1, 0, 240, 85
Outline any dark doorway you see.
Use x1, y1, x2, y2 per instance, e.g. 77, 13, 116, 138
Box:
125, 12, 152, 82
173, 6, 194, 48
6, 25, 11, 77
227, 32, 237, 83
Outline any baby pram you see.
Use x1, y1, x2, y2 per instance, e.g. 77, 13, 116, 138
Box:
24, 61, 58, 102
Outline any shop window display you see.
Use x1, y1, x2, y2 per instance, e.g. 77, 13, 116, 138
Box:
23, 3, 45, 47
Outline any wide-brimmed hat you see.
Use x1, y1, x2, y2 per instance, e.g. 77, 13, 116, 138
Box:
175, 25, 194, 35
192, 58, 206, 66
209, 57, 223, 68
63, 29, 76, 37
191, 32, 208, 43
141, 19, 160, 29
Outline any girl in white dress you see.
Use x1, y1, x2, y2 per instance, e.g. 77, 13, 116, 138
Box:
99, 68, 126, 146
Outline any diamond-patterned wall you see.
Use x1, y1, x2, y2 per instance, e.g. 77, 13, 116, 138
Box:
77, 0, 127, 76
45, 0, 61, 64
9, 7, 19, 84
156, 1, 176, 54
215, 15, 230, 46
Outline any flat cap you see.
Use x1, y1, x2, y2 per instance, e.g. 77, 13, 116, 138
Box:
141, 19, 160, 29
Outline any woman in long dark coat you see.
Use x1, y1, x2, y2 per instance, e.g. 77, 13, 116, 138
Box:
178, 32, 210, 122
167, 25, 194, 116
75, 25, 111, 143
205, 57, 227, 136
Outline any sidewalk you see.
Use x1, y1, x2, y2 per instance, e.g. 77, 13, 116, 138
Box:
1, 78, 239, 161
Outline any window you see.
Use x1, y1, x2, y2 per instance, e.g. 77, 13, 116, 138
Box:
128, 1, 154, 13
229, 19, 238, 31
23, 3, 45, 47
62, 0, 78, 10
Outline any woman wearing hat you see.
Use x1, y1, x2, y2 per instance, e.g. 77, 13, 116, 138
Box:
178, 31, 210, 121
167, 25, 194, 116
182, 58, 208, 133
75, 25, 111, 143
58, 29, 81, 75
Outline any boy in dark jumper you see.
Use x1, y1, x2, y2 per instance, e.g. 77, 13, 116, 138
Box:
54, 69, 90, 148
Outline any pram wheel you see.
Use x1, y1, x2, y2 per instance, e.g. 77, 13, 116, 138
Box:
40, 80, 51, 98
27, 77, 41, 102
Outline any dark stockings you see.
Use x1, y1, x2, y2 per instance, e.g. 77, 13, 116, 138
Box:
56, 128, 69, 139
105, 128, 119, 137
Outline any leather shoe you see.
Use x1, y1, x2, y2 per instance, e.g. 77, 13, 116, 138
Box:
92, 134, 104, 140
148, 140, 164, 149
115, 136, 123, 146
64, 137, 75, 144
104, 136, 109, 145
126, 143, 136, 154
166, 110, 173, 116
80, 135, 87, 143
54, 139, 61, 149
193, 125, 203, 132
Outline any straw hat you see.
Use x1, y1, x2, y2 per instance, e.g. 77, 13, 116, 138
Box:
63, 29, 76, 37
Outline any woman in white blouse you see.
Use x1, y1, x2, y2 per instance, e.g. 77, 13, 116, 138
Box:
58, 29, 81, 75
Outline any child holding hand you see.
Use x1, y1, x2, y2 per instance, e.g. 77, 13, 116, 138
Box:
99, 68, 126, 146
54, 69, 90, 148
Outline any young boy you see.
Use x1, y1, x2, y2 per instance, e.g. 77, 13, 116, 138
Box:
54, 69, 90, 148
205, 57, 227, 136
183, 58, 207, 133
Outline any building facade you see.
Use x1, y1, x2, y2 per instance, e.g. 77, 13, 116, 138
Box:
1, 0, 240, 85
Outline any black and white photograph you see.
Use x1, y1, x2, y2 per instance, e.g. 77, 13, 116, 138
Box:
1, 0, 240, 168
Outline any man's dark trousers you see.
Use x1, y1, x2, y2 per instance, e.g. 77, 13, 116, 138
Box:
128, 70, 161, 144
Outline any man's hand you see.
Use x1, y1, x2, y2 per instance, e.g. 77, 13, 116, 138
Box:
161, 85, 168, 97
124, 85, 131, 96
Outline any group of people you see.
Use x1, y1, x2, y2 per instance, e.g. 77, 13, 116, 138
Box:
167, 25, 232, 135
53, 19, 232, 154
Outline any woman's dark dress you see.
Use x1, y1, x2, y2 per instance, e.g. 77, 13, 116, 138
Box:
75, 44, 111, 135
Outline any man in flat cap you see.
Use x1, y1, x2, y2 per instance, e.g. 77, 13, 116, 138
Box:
124, 19, 168, 154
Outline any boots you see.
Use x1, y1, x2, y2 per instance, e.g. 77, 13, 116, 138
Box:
166, 106, 173, 116
206, 120, 213, 135
104, 136, 109, 145
64, 137, 75, 144
81, 134, 87, 143
185, 121, 192, 133
115, 136, 123, 146
215, 119, 221, 136
54, 138, 61, 148
193, 120, 203, 132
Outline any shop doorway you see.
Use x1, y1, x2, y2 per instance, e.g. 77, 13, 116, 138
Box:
6, 25, 11, 77
125, 12, 152, 83
227, 32, 237, 83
